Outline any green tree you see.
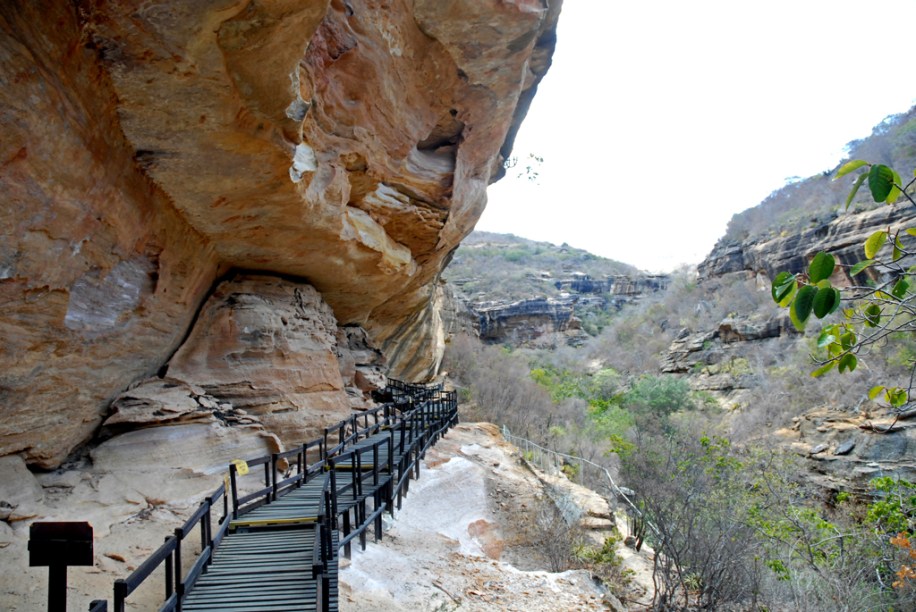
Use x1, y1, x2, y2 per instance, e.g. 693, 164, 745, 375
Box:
622, 374, 694, 418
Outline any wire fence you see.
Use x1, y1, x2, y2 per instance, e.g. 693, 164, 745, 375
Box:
501, 426, 658, 537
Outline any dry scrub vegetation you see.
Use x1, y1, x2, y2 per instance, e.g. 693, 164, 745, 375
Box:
443, 267, 916, 610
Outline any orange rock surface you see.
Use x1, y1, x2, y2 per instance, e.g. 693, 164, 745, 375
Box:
0, 1, 560, 467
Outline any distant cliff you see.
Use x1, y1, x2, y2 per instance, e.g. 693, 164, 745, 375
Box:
441, 233, 668, 346
700, 205, 916, 285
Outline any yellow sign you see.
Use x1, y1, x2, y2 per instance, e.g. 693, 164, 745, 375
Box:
230, 459, 249, 476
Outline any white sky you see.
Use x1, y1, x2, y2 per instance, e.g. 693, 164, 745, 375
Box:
478, 0, 916, 273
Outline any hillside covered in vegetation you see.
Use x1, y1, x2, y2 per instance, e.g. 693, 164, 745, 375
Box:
443, 106, 916, 610
443, 231, 640, 302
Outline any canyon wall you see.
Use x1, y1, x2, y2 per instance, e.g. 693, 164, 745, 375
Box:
694, 204, 916, 489
0, 1, 561, 468
700, 205, 916, 285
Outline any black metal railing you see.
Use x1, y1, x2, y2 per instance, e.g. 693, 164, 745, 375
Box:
92, 379, 458, 612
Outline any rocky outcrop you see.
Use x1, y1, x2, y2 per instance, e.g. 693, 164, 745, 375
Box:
779, 406, 916, 492
663, 314, 796, 375
476, 297, 586, 346
699, 205, 916, 284
555, 274, 670, 297
165, 275, 355, 448
98, 274, 381, 455
465, 274, 668, 347
0, 1, 561, 467
691, 205, 916, 489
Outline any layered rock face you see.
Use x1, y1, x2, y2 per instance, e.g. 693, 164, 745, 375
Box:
693, 205, 916, 489
476, 297, 582, 345
0, 1, 560, 467
469, 274, 669, 347
699, 205, 916, 284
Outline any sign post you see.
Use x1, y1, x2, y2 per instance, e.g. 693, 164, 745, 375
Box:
28, 521, 94, 612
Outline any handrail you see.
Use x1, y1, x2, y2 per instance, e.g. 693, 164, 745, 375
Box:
100, 378, 457, 612
113, 535, 177, 612
110, 481, 228, 612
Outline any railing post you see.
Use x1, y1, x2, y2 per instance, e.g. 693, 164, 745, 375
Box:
113, 579, 128, 612
297, 445, 305, 488
199, 500, 209, 553
203, 497, 213, 556
172, 529, 182, 611
271, 453, 279, 501
164, 536, 174, 604
229, 463, 239, 519
263, 460, 271, 502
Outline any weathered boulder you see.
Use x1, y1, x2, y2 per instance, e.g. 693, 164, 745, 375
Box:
0, 455, 43, 522
103, 376, 266, 435
0, 1, 562, 467
165, 275, 354, 448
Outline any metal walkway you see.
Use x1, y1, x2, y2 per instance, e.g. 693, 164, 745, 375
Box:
89, 380, 458, 612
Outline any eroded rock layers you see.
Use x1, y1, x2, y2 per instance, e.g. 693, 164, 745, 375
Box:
0, 1, 561, 468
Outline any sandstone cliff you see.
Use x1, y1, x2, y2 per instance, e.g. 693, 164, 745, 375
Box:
691, 204, 916, 489
0, 1, 561, 468
699, 205, 916, 285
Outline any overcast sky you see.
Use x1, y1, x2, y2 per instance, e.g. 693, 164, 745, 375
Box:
477, 0, 916, 273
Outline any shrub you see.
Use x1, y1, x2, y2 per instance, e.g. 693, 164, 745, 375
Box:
622, 374, 694, 417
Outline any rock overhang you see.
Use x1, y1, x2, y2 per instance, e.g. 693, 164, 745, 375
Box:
0, 0, 562, 467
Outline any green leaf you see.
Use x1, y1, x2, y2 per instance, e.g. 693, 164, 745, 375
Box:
850, 259, 874, 276
817, 327, 837, 348
771, 271, 797, 307
812, 287, 841, 318
868, 164, 895, 202
906, 228, 916, 237
808, 252, 835, 283
892, 277, 910, 299
840, 331, 857, 350
811, 362, 836, 378
864, 230, 888, 259
790, 285, 817, 330
845, 173, 868, 210
886, 169, 903, 204
894, 236, 905, 262
868, 385, 886, 400
864, 304, 881, 327
835, 160, 869, 180
835, 159, 869, 179
889, 388, 908, 408
839, 353, 858, 373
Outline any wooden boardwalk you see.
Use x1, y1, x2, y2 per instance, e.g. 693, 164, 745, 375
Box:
92, 381, 457, 612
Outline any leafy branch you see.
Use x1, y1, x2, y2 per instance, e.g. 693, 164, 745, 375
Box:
771, 160, 916, 409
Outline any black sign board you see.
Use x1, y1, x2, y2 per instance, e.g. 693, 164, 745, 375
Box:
29, 521, 94, 567
29, 522, 94, 612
